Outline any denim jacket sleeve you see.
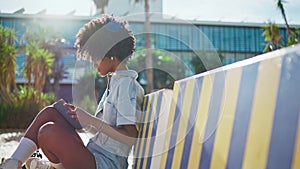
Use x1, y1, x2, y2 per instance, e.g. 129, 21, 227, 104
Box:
116, 77, 137, 126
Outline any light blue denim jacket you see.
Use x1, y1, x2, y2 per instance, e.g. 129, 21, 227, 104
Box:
90, 69, 144, 156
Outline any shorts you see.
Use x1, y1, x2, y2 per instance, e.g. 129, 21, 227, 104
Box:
87, 140, 128, 169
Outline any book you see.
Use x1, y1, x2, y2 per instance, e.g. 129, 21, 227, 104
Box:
53, 99, 83, 130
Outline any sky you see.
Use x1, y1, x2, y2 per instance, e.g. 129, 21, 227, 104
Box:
0, 0, 299, 25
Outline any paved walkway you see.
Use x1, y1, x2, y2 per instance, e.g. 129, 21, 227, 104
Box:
0, 131, 133, 168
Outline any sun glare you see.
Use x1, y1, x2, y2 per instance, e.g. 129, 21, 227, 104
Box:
23, 0, 93, 16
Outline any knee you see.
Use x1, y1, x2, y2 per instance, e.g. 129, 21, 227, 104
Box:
38, 122, 67, 149
38, 123, 56, 144
36, 106, 61, 122
39, 106, 55, 117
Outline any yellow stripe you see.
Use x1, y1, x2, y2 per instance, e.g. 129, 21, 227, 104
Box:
136, 95, 152, 169
292, 113, 300, 169
187, 74, 215, 169
142, 93, 159, 169
150, 90, 173, 169
133, 97, 148, 165
210, 68, 242, 169
171, 79, 196, 169
160, 82, 181, 169
242, 57, 282, 169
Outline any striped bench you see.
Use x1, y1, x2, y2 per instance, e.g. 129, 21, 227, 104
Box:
133, 44, 300, 169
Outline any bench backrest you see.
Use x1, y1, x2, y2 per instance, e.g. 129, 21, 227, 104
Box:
133, 44, 300, 169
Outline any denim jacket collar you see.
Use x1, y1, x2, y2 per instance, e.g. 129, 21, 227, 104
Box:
111, 70, 138, 80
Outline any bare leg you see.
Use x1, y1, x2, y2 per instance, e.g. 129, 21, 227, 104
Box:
23, 106, 96, 169
24, 106, 74, 146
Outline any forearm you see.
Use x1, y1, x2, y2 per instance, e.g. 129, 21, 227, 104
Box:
88, 115, 138, 145
70, 106, 138, 145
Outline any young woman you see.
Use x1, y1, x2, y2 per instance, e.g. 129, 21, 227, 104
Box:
0, 15, 144, 169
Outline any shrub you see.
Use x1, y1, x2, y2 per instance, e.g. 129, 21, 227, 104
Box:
0, 86, 55, 129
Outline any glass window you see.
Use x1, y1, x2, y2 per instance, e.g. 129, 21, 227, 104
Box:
179, 25, 190, 50
168, 25, 178, 50
1, 19, 13, 28
280, 28, 287, 46
245, 27, 256, 52
212, 26, 222, 51
228, 27, 235, 52
191, 26, 200, 50
236, 27, 240, 52
201, 26, 213, 51
257, 28, 265, 52
240, 27, 247, 52
223, 27, 231, 51
16, 55, 26, 79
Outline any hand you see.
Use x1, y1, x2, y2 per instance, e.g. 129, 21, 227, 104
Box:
67, 106, 93, 128
64, 103, 76, 110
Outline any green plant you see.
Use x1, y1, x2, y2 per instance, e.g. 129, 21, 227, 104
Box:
0, 24, 56, 129
129, 48, 187, 91
0, 25, 18, 103
0, 86, 55, 129
23, 24, 68, 100
77, 95, 97, 115
72, 69, 104, 114
273, 0, 299, 47
22, 42, 54, 102
288, 27, 300, 46
262, 22, 283, 52
276, 0, 296, 45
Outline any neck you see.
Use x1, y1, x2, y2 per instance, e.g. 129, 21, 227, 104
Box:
115, 63, 128, 71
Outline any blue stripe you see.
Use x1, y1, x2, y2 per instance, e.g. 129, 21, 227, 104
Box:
146, 91, 163, 169
199, 71, 226, 169
139, 95, 155, 168
266, 54, 300, 169
180, 77, 204, 169
134, 96, 149, 169
226, 63, 259, 169
165, 81, 187, 169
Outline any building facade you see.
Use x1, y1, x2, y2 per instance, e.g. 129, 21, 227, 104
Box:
0, 13, 296, 100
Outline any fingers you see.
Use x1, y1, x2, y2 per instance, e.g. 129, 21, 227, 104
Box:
67, 110, 79, 121
67, 109, 76, 115
64, 103, 76, 110
71, 114, 78, 121
65, 103, 77, 115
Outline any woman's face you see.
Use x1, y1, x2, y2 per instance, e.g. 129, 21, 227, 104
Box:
93, 57, 114, 77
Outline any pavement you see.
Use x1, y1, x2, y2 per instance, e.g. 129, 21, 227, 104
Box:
0, 131, 133, 168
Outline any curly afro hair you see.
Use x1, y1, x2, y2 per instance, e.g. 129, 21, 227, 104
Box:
74, 15, 136, 62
